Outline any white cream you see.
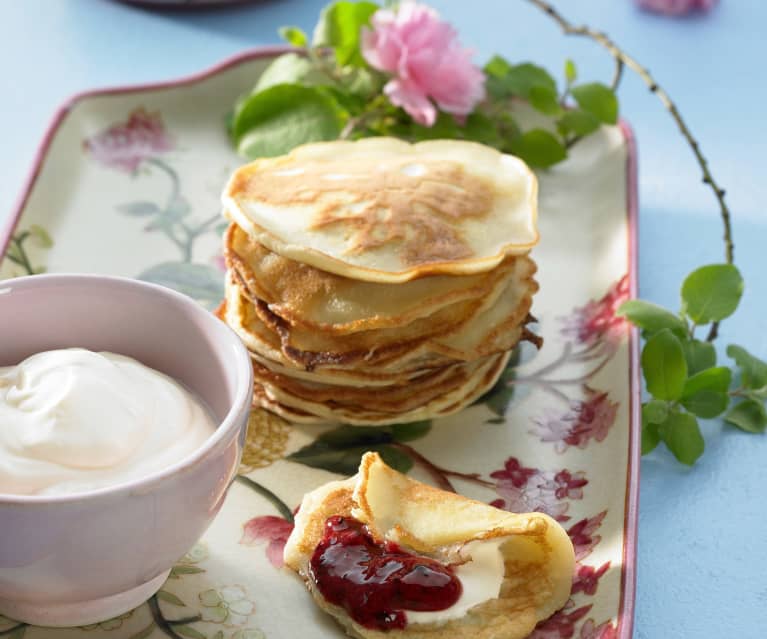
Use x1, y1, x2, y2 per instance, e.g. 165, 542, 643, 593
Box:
0, 348, 215, 496
406, 539, 506, 624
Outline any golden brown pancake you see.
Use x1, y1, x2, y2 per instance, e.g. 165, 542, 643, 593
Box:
223, 138, 538, 283
225, 222, 520, 335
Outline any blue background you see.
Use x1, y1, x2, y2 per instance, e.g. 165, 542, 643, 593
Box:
1, 0, 765, 636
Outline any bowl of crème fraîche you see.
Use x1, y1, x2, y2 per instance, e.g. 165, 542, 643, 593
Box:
0, 274, 253, 627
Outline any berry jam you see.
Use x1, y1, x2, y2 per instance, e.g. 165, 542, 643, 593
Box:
309, 516, 462, 631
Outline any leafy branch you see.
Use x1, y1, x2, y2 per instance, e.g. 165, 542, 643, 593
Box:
526, 0, 734, 272
521, 0, 765, 463
227, 1, 619, 169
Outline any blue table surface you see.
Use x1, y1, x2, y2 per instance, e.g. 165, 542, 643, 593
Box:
1, 0, 766, 636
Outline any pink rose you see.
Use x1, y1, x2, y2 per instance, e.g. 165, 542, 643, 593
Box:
636, 0, 717, 16
83, 107, 173, 173
361, 1, 485, 126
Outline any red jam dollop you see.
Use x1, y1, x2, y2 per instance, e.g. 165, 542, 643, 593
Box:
309, 516, 462, 631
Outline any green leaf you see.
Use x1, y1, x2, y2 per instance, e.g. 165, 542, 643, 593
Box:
658, 410, 704, 465
682, 339, 717, 376
744, 386, 767, 402
508, 128, 567, 168
680, 368, 731, 418
641, 401, 667, 454
484, 55, 512, 78
641, 328, 688, 400
557, 109, 600, 137
727, 344, 767, 389
681, 391, 729, 419
279, 26, 308, 47
286, 424, 414, 475
289, 443, 411, 475
313, 1, 379, 67
322, 85, 367, 114
682, 366, 732, 397
409, 112, 461, 141
174, 625, 206, 639
571, 82, 618, 124
565, 58, 577, 84
642, 399, 669, 424
461, 112, 502, 148
28, 224, 53, 248
313, 424, 393, 447
374, 445, 414, 473
616, 300, 687, 338
499, 63, 558, 98
724, 400, 767, 433
156, 590, 186, 607
253, 53, 314, 94
138, 262, 224, 310
232, 85, 345, 159
681, 264, 744, 324
117, 201, 161, 217
529, 86, 563, 116
344, 67, 380, 99
641, 421, 661, 455
390, 421, 432, 442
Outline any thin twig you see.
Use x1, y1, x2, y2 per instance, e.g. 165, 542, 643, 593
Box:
525, 0, 735, 341
611, 58, 625, 91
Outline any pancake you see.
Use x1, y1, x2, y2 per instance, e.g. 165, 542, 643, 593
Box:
283, 453, 574, 639
251, 354, 499, 414
223, 138, 538, 283
253, 352, 510, 426
224, 222, 519, 335
225, 260, 537, 373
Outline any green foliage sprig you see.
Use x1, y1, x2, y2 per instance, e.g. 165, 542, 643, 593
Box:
227, 0, 766, 466
617, 265, 767, 464
525, 0, 765, 464
228, 1, 618, 168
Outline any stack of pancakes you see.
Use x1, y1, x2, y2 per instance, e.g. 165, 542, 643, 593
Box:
219, 138, 540, 426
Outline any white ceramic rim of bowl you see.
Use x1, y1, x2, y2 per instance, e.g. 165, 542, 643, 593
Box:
0, 272, 253, 504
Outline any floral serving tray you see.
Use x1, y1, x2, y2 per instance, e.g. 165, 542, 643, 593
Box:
0, 49, 639, 639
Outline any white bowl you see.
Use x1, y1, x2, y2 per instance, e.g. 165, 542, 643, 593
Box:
0, 274, 252, 626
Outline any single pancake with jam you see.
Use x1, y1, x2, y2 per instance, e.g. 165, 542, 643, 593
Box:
283, 452, 575, 639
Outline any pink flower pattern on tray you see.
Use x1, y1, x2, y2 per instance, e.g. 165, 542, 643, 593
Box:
560, 275, 629, 351
568, 511, 607, 561
83, 108, 173, 173
530, 602, 593, 639
532, 389, 619, 453
240, 515, 294, 569
490, 457, 588, 522
572, 561, 611, 596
